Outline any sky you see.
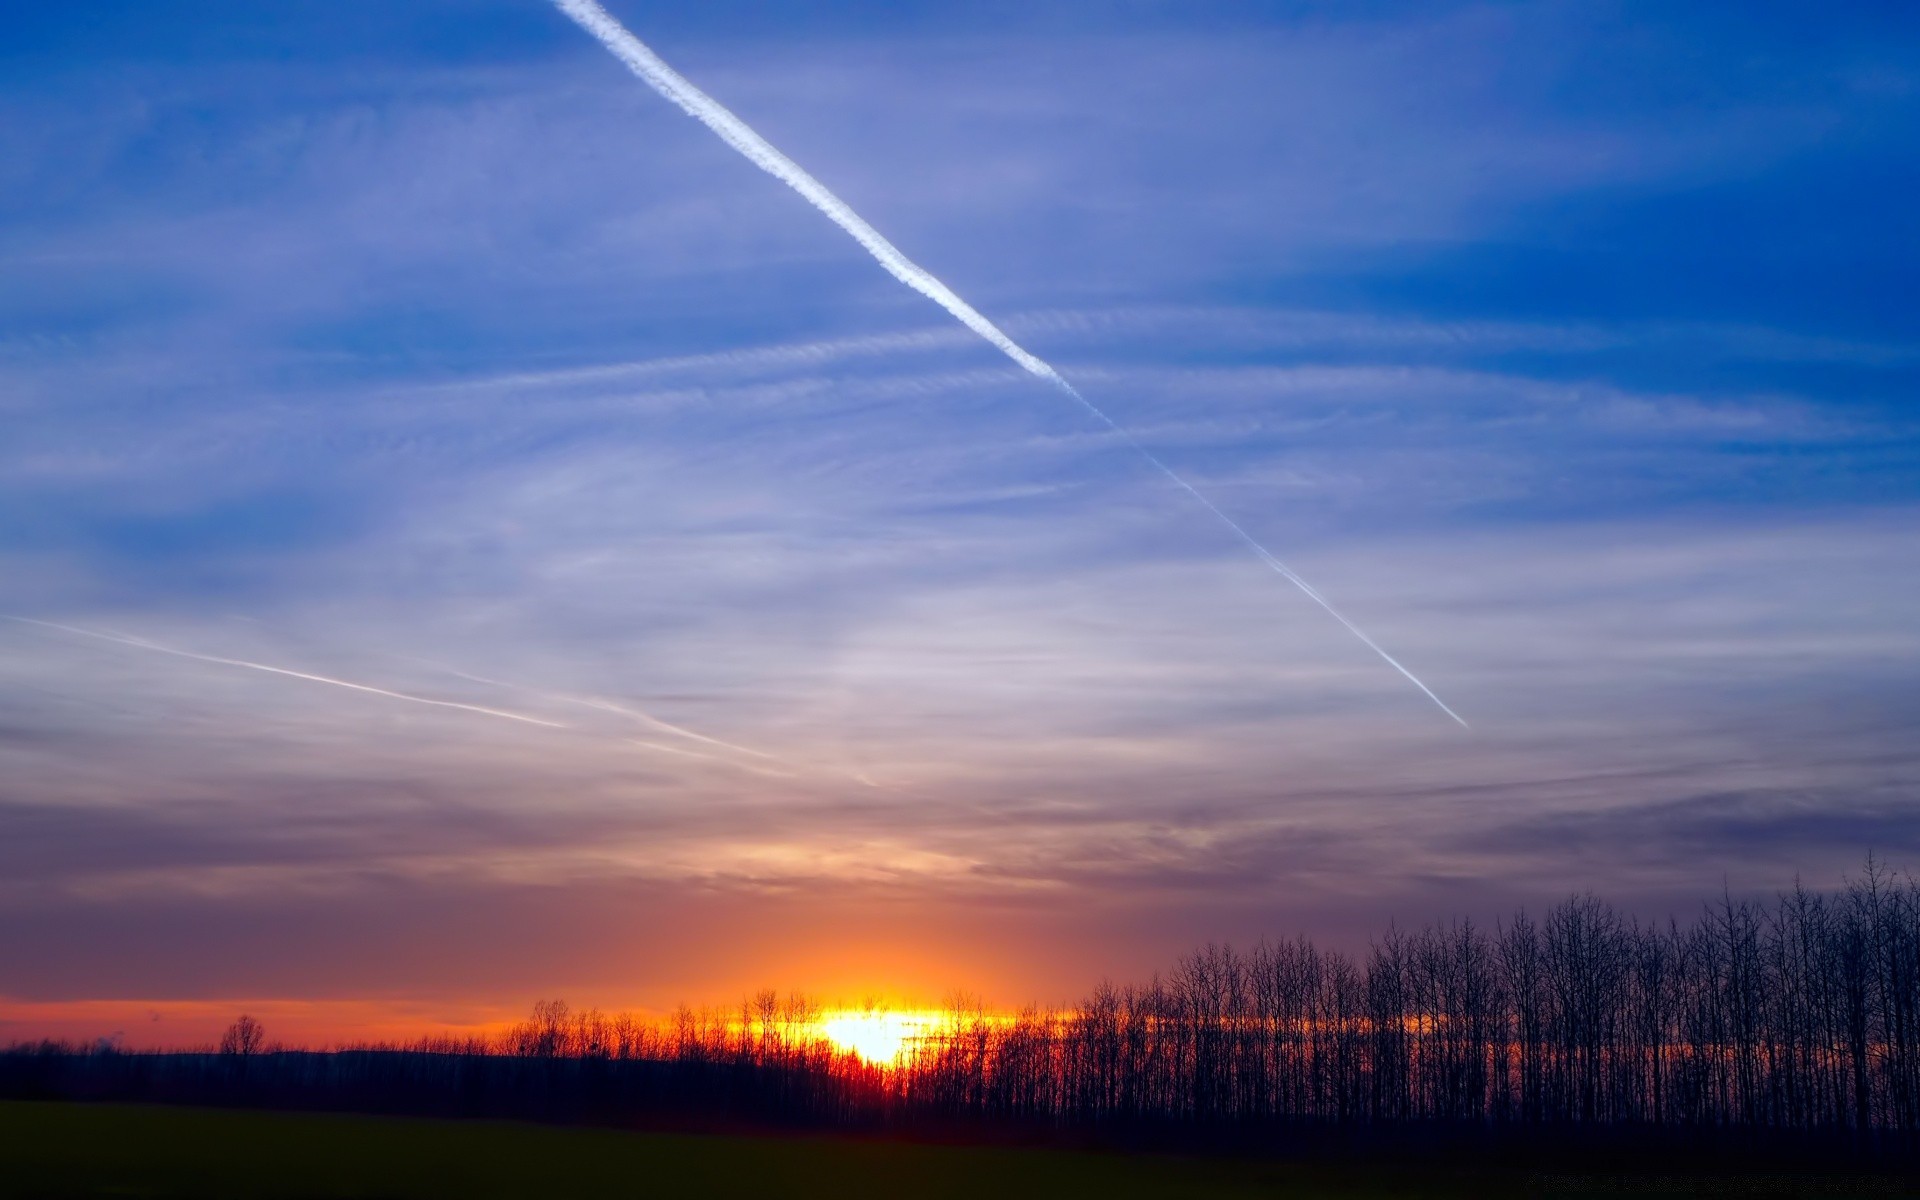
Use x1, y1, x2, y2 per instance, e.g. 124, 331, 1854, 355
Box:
3, 0, 1919, 1046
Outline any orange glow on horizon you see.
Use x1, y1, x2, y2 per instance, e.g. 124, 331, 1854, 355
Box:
0, 996, 526, 1051
3, 995, 1035, 1060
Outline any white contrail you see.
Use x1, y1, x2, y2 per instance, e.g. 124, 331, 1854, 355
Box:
549, 0, 1467, 727
3, 616, 567, 730
8, 615, 830, 776
407, 657, 786, 763
627, 736, 799, 780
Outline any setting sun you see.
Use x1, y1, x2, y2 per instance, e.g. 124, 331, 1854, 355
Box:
815, 1011, 941, 1067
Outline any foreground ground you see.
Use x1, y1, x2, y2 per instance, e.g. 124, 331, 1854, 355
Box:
0, 1100, 1907, 1199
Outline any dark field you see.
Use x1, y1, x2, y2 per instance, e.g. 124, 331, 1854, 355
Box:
0, 1101, 1910, 1199
0, 1100, 1459, 1199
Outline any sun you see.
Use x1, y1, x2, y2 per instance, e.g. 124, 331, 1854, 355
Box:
815, 1011, 933, 1067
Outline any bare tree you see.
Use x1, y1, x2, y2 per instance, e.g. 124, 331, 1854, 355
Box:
219, 1014, 265, 1057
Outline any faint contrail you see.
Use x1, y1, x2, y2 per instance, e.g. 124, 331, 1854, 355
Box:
406, 657, 786, 764
3, 616, 567, 730
549, 0, 1467, 727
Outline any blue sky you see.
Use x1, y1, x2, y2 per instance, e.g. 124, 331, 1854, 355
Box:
2, 1, 1918, 1029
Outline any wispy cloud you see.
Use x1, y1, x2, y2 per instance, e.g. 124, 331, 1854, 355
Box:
2, 1, 1916, 1014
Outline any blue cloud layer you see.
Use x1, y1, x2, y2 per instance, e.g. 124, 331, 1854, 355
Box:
2, 0, 1917, 1007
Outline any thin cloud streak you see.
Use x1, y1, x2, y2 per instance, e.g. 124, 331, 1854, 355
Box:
409, 657, 783, 763
548, 0, 1468, 727
2, 616, 567, 731
408, 659, 815, 780
3, 617, 813, 779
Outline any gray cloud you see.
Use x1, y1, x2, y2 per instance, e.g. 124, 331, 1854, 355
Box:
1463, 786, 1920, 872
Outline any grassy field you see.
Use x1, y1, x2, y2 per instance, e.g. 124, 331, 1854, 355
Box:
0, 1101, 1904, 1199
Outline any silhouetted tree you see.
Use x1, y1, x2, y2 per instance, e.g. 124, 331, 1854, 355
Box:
219, 1015, 264, 1058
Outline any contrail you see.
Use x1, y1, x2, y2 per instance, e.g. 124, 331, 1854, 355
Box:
549, 0, 1467, 727
406, 657, 787, 764
627, 736, 799, 780
7, 615, 829, 776
577, 696, 783, 761
3, 616, 567, 730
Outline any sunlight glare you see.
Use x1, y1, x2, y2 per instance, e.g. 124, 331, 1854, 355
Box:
816, 1010, 935, 1066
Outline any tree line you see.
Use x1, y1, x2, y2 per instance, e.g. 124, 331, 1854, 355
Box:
900, 864, 1920, 1138
7, 859, 1919, 1159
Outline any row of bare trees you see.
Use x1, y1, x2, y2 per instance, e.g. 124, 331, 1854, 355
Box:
8, 860, 1919, 1152
472, 861, 1920, 1138
897, 861, 1920, 1135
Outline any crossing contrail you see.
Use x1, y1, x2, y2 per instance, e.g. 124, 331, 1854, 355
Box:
549, 0, 1468, 727
3, 616, 567, 730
